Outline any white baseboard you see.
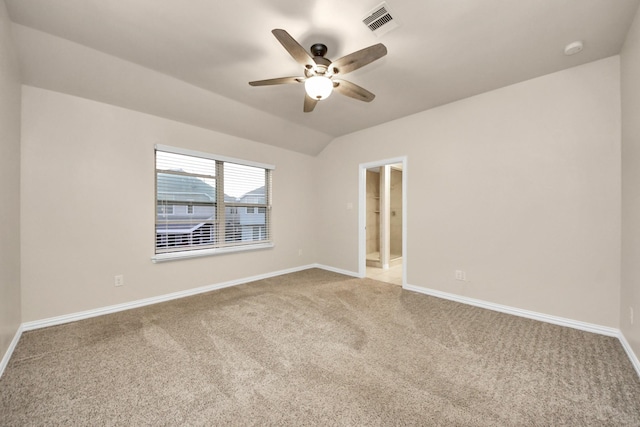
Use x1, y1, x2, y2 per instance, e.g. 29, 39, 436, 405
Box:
0, 324, 23, 378
20, 264, 358, 333
618, 332, 640, 379
404, 283, 618, 336
404, 283, 640, 379
22, 264, 317, 331
6, 268, 638, 382
313, 263, 362, 278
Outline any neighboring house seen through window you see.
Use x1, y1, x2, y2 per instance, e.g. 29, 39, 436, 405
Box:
154, 145, 274, 261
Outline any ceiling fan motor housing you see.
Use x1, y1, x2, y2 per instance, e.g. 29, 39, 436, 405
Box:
310, 43, 328, 58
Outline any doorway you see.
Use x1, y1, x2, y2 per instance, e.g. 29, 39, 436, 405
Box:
359, 157, 407, 287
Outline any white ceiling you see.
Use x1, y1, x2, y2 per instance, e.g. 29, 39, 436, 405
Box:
5, 0, 639, 155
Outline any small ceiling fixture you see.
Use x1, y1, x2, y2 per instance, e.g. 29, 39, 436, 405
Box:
564, 41, 584, 56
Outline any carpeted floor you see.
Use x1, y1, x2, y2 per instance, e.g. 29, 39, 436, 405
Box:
1, 268, 640, 425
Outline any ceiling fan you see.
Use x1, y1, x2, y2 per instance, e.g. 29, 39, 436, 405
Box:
249, 29, 387, 113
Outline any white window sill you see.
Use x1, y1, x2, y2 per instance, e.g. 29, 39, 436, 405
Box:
152, 242, 274, 263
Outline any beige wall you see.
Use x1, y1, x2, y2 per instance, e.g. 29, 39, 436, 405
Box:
20, 86, 317, 322
317, 57, 621, 327
0, 1, 22, 359
621, 5, 640, 359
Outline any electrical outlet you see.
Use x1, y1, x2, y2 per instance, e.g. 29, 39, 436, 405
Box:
455, 270, 466, 281
631, 307, 634, 325
114, 275, 124, 287
298, 249, 302, 256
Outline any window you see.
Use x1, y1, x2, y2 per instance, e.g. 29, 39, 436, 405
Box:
157, 204, 174, 215
153, 145, 274, 262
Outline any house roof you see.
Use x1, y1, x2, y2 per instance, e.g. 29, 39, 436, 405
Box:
238, 185, 266, 203
157, 172, 235, 203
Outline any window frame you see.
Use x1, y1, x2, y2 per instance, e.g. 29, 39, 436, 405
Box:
152, 144, 275, 263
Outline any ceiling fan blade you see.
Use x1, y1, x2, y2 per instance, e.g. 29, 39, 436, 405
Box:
333, 79, 376, 102
304, 94, 318, 112
272, 29, 315, 69
249, 77, 304, 86
331, 44, 387, 75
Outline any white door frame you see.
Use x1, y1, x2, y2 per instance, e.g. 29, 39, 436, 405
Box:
358, 156, 408, 287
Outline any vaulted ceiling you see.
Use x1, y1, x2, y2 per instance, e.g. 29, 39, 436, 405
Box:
5, 0, 639, 155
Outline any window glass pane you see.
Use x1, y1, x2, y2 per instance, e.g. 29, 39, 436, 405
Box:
156, 221, 217, 249
224, 207, 242, 242
224, 163, 266, 204
224, 205, 268, 243
157, 173, 216, 204
156, 151, 215, 177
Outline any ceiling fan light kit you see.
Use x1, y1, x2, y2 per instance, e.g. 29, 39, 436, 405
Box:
305, 76, 333, 100
249, 29, 387, 112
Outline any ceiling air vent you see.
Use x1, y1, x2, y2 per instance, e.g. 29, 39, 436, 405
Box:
362, 2, 399, 37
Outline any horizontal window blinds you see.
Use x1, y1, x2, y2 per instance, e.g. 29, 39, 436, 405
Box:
155, 146, 272, 255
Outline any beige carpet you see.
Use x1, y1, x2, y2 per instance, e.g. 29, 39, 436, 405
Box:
1, 268, 639, 425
